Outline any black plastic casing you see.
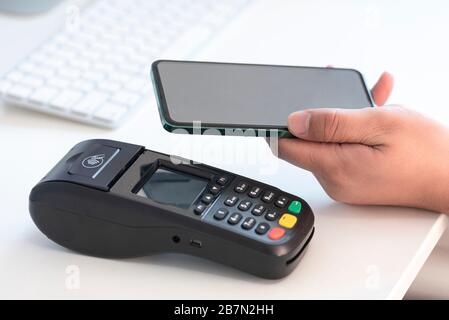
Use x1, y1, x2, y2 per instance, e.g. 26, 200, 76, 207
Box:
29, 139, 315, 279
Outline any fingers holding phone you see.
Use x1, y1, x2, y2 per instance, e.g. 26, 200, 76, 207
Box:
277, 72, 449, 213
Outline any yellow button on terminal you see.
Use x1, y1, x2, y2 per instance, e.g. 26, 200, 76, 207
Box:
279, 214, 298, 229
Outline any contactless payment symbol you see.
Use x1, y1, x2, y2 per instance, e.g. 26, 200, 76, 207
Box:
82, 154, 105, 169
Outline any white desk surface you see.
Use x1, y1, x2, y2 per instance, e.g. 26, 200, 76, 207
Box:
0, 0, 448, 300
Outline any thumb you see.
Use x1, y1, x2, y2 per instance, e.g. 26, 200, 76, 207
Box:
288, 108, 386, 144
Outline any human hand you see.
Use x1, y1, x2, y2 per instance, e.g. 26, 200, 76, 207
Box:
275, 72, 449, 213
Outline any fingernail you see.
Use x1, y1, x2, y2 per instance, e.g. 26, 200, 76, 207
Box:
288, 112, 311, 137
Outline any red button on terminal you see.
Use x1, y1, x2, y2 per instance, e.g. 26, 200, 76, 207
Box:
268, 227, 286, 241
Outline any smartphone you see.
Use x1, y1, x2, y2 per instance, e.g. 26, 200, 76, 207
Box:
151, 60, 374, 137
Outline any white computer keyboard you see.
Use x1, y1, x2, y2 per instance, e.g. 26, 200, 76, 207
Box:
0, 0, 251, 128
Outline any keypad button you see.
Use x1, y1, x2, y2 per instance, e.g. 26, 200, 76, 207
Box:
288, 200, 302, 214
216, 176, 228, 186
241, 217, 256, 230
262, 191, 276, 203
194, 203, 207, 215
238, 200, 252, 212
201, 194, 214, 205
251, 204, 266, 216
214, 208, 229, 221
265, 210, 281, 221
268, 227, 286, 241
275, 196, 289, 208
224, 196, 239, 207
234, 182, 249, 193
210, 185, 221, 195
228, 212, 242, 225
279, 214, 298, 229
255, 223, 270, 235
248, 186, 262, 198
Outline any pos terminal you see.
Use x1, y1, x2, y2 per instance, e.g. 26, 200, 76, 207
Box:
29, 140, 315, 279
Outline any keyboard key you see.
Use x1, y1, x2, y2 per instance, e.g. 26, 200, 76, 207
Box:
255, 223, 270, 235
47, 77, 70, 89
234, 182, 249, 193
31, 67, 55, 79
279, 214, 298, 229
54, 34, 72, 46
275, 196, 289, 208
248, 186, 262, 198
59, 68, 82, 79
71, 79, 96, 92
109, 72, 132, 84
83, 71, 106, 82
113, 90, 141, 106
43, 58, 66, 69
50, 90, 83, 110
251, 204, 266, 216
6, 85, 33, 100
227, 212, 242, 225
194, 203, 207, 215
6, 71, 23, 83
55, 48, 77, 61
94, 103, 127, 123
18, 62, 36, 73
216, 176, 228, 186
209, 185, 221, 195
98, 81, 122, 93
91, 42, 111, 53
76, 33, 98, 46
265, 210, 281, 222
224, 196, 239, 207
214, 208, 229, 221
119, 63, 142, 74
103, 36, 123, 47
241, 217, 256, 230
20, 76, 44, 89
238, 200, 252, 212
70, 59, 91, 70
72, 92, 108, 116
81, 50, 102, 62
201, 194, 214, 205
29, 87, 59, 104
268, 227, 286, 241
42, 42, 60, 54
288, 201, 302, 214
262, 191, 276, 203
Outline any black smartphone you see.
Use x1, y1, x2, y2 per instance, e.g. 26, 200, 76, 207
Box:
151, 60, 374, 137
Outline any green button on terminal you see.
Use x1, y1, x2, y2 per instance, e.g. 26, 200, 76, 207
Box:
288, 201, 302, 214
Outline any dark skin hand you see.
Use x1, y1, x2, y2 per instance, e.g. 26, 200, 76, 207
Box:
271, 72, 449, 213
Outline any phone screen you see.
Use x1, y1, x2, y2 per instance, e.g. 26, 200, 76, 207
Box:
153, 61, 373, 129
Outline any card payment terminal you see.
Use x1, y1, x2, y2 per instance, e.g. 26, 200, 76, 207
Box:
29, 140, 315, 279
